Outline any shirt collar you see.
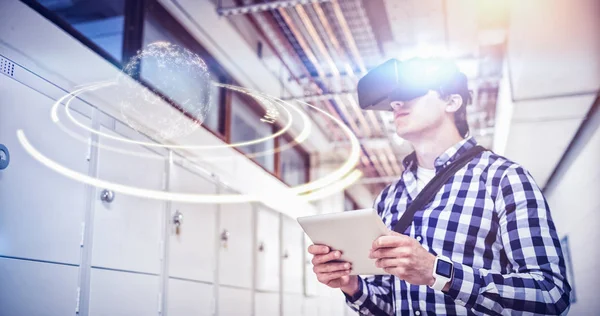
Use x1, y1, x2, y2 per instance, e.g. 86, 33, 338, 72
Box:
402, 137, 478, 171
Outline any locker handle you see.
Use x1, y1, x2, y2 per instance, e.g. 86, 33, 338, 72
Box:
0, 144, 9, 170
283, 250, 289, 259
220, 229, 230, 241
100, 189, 115, 203
173, 210, 183, 227
258, 241, 265, 252
173, 210, 183, 235
220, 229, 230, 249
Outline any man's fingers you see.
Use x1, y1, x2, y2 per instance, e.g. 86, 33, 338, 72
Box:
372, 235, 412, 250
375, 258, 406, 269
313, 262, 351, 274
326, 275, 350, 288
369, 247, 411, 259
317, 269, 351, 284
312, 250, 342, 265
308, 244, 330, 255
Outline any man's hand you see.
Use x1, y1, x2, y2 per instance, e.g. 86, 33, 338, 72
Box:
307, 244, 359, 296
370, 231, 448, 289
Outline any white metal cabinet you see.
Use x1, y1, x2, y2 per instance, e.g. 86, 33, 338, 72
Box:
256, 206, 280, 292
303, 297, 319, 316
255, 292, 280, 316
218, 199, 253, 289
91, 125, 166, 274
329, 290, 347, 316
218, 286, 252, 316
167, 279, 214, 316
0, 258, 79, 316
282, 217, 304, 294
88, 268, 159, 316
304, 235, 319, 296
0, 76, 90, 265
168, 162, 218, 282
283, 294, 304, 316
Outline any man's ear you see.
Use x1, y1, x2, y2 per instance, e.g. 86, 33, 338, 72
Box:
445, 94, 463, 114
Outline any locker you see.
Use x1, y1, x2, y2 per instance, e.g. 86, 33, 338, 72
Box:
88, 268, 160, 316
218, 199, 253, 289
256, 206, 280, 292
303, 235, 319, 297
168, 162, 218, 282
91, 125, 166, 274
303, 297, 319, 316
0, 257, 79, 316
329, 290, 347, 316
218, 286, 252, 316
283, 294, 304, 316
255, 292, 280, 316
167, 278, 214, 316
281, 217, 304, 294
0, 76, 90, 265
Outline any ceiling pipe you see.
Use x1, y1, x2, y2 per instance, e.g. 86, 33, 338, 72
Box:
270, 6, 383, 175
311, 2, 356, 77
321, 0, 382, 136
385, 147, 403, 175
346, 94, 373, 138
294, 5, 340, 77
314, 2, 397, 176
330, 0, 367, 73
217, 0, 331, 16
277, 8, 326, 78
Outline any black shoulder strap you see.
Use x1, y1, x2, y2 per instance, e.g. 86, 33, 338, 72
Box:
392, 145, 486, 234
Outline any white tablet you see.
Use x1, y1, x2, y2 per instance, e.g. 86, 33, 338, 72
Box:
297, 208, 390, 276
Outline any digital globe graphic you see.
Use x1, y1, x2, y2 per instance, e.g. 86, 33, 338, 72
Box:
117, 41, 212, 140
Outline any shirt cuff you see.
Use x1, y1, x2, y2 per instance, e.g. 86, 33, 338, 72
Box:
444, 261, 482, 309
343, 276, 369, 308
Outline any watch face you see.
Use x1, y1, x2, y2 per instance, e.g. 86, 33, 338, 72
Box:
436, 259, 453, 278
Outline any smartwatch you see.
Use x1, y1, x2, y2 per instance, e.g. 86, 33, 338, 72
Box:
430, 256, 453, 291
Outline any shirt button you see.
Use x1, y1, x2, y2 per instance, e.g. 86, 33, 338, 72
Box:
415, 311, 421, 316
416, 236, 422, 242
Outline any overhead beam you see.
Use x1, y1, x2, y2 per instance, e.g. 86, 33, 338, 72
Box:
282, 91, 356, 102
217, 0, 331, 16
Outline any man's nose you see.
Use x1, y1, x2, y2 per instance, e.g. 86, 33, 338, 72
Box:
390, 101, 404, 110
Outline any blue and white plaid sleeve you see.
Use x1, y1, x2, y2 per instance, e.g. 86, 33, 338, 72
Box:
344, 274, 395, 315
444, 165, 571, 315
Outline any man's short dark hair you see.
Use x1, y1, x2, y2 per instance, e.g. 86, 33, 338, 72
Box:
438, 71, 471, 138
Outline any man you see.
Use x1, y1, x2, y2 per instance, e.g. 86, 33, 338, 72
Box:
307, 58, 571, 315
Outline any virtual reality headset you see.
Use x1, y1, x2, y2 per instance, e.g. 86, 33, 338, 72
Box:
357, 58, 465, 111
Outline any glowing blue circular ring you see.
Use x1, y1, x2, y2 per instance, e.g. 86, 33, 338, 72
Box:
0, 144, 9, 170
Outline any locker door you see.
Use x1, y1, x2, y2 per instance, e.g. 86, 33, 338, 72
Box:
88, 268, 159, 316
91, 125, 166, 275
218, 286, 252, 316
329, 290, 347, 316
283, 294, 304, 316
167, 279, 214, 316
255, 292, 280, 316
218, 199, 253, 289
0, 76, 90, 265
0, 257, 79, 316
256, 206, 280, 292
303, 297, 319, 316
168, 162, 217, 282
304, 235, 319, 297
282, 217, 304, 294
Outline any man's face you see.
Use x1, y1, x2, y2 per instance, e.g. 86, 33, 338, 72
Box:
390, 90, 449, 139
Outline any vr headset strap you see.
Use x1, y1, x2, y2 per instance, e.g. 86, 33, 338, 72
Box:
392, 145, 486, 235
